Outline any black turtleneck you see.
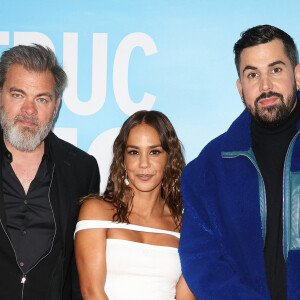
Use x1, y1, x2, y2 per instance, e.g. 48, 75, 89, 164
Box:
251, 101, 300, 300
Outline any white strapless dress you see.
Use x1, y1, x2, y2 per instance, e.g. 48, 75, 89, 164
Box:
75, 220, 181, 300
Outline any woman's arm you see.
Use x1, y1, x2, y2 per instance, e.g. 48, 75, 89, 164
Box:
74, 200, 109, 300
176, 275, 196, 300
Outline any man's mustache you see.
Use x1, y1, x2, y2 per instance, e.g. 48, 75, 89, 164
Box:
255, 91, 283, 104
14, 115, 40, 126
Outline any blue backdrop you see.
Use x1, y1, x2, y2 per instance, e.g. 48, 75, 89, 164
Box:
1, 0, 299, 192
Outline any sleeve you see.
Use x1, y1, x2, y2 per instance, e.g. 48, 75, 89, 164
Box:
178, 160, 267, 300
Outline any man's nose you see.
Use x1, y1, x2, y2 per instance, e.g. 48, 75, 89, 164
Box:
21, 99, 37, 115
259, 74, 273, 92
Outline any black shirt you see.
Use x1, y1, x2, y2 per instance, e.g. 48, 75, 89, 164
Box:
251, 102, 300, 300
1, 135, 55, 273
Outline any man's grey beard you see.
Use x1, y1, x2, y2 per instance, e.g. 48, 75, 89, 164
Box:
0, 109, 55, 152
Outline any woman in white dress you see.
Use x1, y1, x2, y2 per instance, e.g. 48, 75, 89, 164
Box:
75, 110, 195, 300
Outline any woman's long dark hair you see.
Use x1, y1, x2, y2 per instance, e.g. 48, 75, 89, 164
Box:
82, 110, 185, 228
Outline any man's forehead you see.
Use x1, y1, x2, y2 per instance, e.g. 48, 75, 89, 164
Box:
5, 64, 54, 84
239, 39, 289, 68
6, 63, 52, 76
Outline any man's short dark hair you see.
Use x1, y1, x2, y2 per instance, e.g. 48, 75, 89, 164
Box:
0, 44, 67, 101
234, 25, 299, 76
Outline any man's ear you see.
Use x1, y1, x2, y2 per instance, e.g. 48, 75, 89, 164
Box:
295, 64, 300, 90
54, 95, 61, 118
236, 78, 243, 99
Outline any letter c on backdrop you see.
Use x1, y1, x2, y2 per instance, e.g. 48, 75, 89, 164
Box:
113, 32, 158, 116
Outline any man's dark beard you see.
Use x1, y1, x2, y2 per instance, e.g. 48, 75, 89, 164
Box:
243, 87, 297, 128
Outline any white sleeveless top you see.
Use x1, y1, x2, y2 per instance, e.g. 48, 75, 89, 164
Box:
75, 220, 181, 300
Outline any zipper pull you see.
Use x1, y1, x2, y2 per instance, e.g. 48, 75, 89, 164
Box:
21, 276, 26, 284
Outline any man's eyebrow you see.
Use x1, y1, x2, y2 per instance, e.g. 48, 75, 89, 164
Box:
36, 92, 53, 100
242, 65, 257, 74
9, 87, 26, 94
268, 60, 286, 67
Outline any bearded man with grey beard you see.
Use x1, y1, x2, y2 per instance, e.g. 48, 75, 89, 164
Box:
0, 44, 100, 300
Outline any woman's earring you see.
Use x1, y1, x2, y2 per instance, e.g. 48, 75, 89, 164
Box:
124, 171, 129, 186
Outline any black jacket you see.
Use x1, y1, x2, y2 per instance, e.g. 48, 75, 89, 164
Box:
0, 131, 100, 300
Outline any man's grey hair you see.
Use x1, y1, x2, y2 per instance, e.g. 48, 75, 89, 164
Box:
0, 44, 67, 101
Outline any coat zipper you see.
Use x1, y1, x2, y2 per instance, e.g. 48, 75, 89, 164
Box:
282, 132, 300, 260
0, 164, 57, 300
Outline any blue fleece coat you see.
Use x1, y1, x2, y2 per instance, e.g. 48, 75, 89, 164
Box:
179, 108, 300, 300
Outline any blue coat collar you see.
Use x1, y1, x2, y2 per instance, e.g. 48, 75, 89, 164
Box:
221, 102, 300, 153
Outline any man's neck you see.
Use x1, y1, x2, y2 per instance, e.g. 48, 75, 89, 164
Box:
3, 137, 45, 194
3, 136, 45, 160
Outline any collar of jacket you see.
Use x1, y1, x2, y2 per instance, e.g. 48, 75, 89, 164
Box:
220, 101, 300, 155
46, 131, 77, 251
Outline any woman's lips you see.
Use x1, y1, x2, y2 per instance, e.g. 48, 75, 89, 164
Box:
137, 174, 153, 181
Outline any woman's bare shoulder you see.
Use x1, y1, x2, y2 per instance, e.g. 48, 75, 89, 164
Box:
78, 196, 115, 221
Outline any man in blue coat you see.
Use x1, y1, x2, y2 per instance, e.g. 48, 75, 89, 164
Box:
179, 25, 300, 300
